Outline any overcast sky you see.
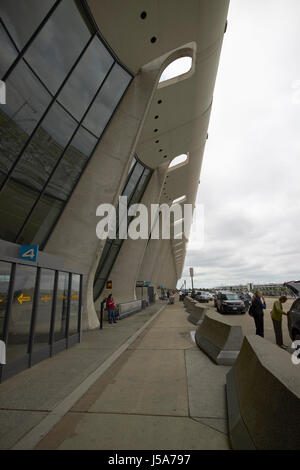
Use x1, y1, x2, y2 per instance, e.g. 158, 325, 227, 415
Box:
179, 0, 300, 289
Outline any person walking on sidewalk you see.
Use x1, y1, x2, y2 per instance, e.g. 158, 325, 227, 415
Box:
270, 296, 288, 348
250, 291, 266, 338
107, 294, 117, 324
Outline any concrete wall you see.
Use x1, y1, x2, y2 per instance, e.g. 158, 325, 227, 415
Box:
227, 335, 300, 450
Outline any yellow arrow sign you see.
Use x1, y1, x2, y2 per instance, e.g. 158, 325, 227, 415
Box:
59, 295, 66, 300
41, 296, 52, 301
71, 295, 78, 300
17, 294, 31, 305
0, 299, 4, 303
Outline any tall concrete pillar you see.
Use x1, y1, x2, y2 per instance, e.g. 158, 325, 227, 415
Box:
45, 59, 168, 329
108, 165, 167, 303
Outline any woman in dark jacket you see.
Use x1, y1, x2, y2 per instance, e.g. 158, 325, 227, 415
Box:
251, 291, 266, 337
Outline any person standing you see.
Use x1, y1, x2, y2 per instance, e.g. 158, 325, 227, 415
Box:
250, 291, 266, 337
270, 296, 288, 348
107, 294, 117, 324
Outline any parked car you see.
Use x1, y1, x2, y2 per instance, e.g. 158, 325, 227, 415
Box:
214, 292, 220, 308
215, 291, 246, 314
195, 291, 211, 303
284, 281, 300, 342
238, 293, 251, 311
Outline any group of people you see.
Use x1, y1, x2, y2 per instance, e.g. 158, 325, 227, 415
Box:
249, 291, 289, 349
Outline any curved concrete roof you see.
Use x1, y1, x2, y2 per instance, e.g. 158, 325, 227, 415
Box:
87, 0, 229, 280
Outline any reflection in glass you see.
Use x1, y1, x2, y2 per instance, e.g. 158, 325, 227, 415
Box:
25, 0, 91, 94
83, 63, 131, 137
58, 36, 114, 121
0, 0, 55, 51
0, 0, 132, 250
0, 179, 39, 242
54, 272, 69, 342
0, 61, 51, 174
98, 244, 120, 282
46, 126, 97, 200
0, 261, 12, 339
122, 163, 144, 199
69, 274, 80, 336
0, 172, 5, 187
17, 194, 63, 246
13, 102, 77, 191
0, 22, 18, 77
6, 264, 37, 362
33, 268, 55, 350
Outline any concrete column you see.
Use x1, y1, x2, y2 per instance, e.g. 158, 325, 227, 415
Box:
44, 59, 167, 329
108, 164, 167, 303
150, 239, 171, 293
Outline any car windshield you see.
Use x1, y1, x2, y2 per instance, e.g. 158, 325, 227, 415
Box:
225, 294, 240, 300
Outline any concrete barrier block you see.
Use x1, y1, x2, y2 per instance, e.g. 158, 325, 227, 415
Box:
226, 335, 300, 450
195, 311, 243, 365
187, 303, 211, 325
183, 297, 197, 313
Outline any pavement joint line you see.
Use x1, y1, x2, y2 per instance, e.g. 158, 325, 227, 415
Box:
0, 408, 50, 413
68, 410, 191, 418
189, 417, 229, 436
11, 305, 166, 451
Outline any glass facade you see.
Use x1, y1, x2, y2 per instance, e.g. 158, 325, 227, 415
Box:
0, 257, 83, 381
0, 261, 12, 338
33, 268, 55, 351
6, 264, 37, 362
93, 157, 152, 300
0, 0, 132, 248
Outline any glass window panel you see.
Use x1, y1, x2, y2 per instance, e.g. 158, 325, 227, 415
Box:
0, 171, 5, 187
54, 272, 69, 342
45, 126, 97, 200
6, 264, 37, 363
0, 0, 55, 50
69, 274, 80, 336
94, 241, 112, 281
83, 63, 131, 137
0, 261, 12, 339
129, 170, 149, 206
0, 179, 39, 242
58, 36, 114, 121
33, 268, 55, 350
0, 61, 51, 174
93, 278, 105, 300
122, 163, 144, 199
13, 102, 77, 191
25, 0, 92, 94
96, 244, 120, 285
0, 22, 18, 77
17, 194, 64, 246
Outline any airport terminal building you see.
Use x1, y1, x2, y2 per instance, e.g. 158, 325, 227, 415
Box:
0, 0, 229, 380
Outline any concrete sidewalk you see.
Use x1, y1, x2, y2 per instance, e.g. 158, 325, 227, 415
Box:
0, 302, 166, 450
32, 302, 230, 450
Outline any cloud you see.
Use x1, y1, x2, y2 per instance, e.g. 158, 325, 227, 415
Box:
179, 0, 300, 288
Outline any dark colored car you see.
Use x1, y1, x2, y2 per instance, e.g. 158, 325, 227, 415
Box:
195, 291, 211, 303
216, 291, 246, 314
284, 281, 300, 341
238, 293, 251, 311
